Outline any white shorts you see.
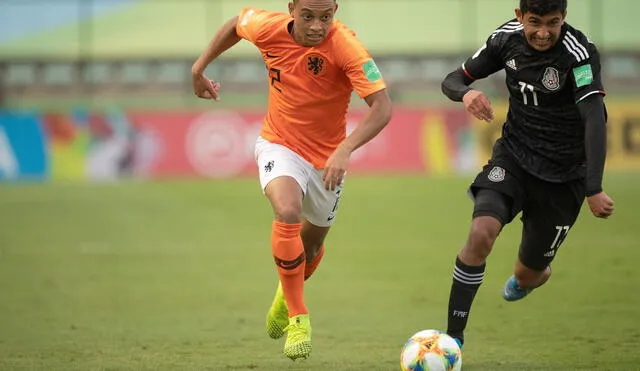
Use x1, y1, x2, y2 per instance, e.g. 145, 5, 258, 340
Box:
254, 137, 343, 227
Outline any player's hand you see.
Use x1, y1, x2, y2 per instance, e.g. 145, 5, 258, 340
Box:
323, 146, 350, 191
463, 90, 494, 122
192, 73, 221, 101
587, 191, 614, 218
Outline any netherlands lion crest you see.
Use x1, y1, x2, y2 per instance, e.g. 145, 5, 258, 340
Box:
542, 66, 560, 91
488, 166, 505, 182
305, 53, 327, 77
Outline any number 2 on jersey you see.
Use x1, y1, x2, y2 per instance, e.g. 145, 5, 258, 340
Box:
269, 68, 282, 92
518, 81, 538, 106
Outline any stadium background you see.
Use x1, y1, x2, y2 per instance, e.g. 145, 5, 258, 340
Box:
1, 0, 639, 180
1, 1, 639, 370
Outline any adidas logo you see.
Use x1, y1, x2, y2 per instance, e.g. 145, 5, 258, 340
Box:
506, 59, 517, 70
543, 250, 556, 257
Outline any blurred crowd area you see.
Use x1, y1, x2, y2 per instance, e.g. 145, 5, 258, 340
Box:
1, 0, 639, 110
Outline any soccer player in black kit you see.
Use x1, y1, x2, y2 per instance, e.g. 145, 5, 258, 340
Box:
440, 0, 615, 348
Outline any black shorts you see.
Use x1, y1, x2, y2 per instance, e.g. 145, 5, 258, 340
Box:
469, 140, 586, 271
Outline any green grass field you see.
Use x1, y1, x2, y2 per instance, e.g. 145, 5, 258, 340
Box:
1, 174, 639, 370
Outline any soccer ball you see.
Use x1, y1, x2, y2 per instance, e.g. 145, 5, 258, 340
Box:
400, 329, 462, 371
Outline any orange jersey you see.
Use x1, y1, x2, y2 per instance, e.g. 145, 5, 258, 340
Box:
236, 7, 386, 169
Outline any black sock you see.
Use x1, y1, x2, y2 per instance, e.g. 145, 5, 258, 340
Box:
447, 256, 485, 344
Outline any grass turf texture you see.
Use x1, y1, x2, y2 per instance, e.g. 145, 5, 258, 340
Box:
1, 174, 639, 370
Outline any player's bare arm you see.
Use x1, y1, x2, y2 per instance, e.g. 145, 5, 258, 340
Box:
580, 94, 615, 218
191, 16, 241, 101
442, 68, 494, 122
322, 88, 392, 190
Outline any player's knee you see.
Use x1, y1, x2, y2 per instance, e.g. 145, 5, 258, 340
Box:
273, 204, 302, 223
466, 218, 500, 258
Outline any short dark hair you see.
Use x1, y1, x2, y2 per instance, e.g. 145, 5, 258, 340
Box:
519, 0, 567, 16
293, 0, 337, 5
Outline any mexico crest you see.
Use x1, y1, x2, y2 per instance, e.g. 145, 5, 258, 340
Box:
488, 166, 505, 182
542, 66, 560, 91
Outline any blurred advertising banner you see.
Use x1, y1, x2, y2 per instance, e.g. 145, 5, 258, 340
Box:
0, 112, 48, 181
128, 108, 472, 179
0, 103, 639, 182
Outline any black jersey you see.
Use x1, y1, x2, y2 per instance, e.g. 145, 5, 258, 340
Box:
461, 20, 606, 183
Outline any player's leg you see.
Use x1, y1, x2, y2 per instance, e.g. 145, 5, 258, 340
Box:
503, 178, 585, 301
255, 138, 312, 357
447, 188, 513, 347
263, 177, 306, 342
446, 149, 524, 347
300, 219, 328, 280
514, 260, 551, 288
502, 264, 551, 302
264, 176, 309, 333
265, 172, 308, 314
269, 221, 329, 360
299, 167, 343, 280
265, 219, 328, 339
278, 169, 343, 359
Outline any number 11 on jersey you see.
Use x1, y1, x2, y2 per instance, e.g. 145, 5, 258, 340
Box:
518, 81, 538, 106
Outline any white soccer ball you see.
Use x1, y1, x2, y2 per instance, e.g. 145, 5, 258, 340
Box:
400, 329, 462, 371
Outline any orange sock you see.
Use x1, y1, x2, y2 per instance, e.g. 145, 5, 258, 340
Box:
304, 244, 325, 280
271, 221, 307, 317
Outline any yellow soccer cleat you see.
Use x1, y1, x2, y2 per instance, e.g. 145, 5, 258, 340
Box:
283, 314, 312, 360
266, 282, 289, 339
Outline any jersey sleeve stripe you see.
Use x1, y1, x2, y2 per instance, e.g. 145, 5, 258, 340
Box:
461, 63, 476, 80
563, 32, 590, 62
577, 90, 606, 102
563, 39, 583, 61
499, 23, 522, 30
565, 36, 587, 60
566, 32, 590, 59
491, 25, 523, 38
501, 21, 521, 27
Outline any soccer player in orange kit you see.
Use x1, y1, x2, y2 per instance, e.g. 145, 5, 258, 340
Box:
191, 0, 392, 360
